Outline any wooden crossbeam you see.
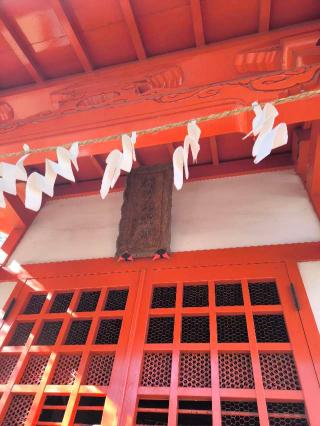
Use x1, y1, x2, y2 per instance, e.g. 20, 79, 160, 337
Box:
119, 0, 146, 60
259, 0, 271, 32
190, 0, 205, 46
0, 15, 43, 83
50, 0, 92, 71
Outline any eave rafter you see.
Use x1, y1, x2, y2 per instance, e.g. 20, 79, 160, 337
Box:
54, 152, 292, 199
50, 0, 93, 72
0, 14, 43, 83
119, 0, 146, 60
259, 0, 271, 32
209, 137, 219, 166
90, 155, 104, 177
190, 0, 205, 46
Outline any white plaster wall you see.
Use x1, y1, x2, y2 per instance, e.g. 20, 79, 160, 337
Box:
171, 170, 320, 251
298, 261, 320, 333
9, 170, 320, 265
10, 192, 123, 264
0, 282, 16, 311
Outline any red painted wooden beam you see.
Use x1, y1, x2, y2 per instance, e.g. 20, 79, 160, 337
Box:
190, 0, 205, 46
209, 136, 219, 166
50, 0, 93, 72
119, 0, 146, 60
0, 15, 43, 83
4, 194, 36, 228
89, 156, 105, 177
259, 0, 271, 32
306, 121, 320, 195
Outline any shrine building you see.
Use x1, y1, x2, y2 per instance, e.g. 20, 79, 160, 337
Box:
0, 1, 320, 425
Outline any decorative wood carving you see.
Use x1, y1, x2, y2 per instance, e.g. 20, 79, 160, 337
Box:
0, 64, 319, 135
116, 164, 173, 258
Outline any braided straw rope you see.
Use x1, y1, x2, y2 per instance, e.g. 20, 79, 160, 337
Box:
1, 87, 320, 159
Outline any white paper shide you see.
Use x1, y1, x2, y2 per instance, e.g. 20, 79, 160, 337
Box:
100, 132, 137, 199
243, 102, 288, 164
173, 120, 201, 190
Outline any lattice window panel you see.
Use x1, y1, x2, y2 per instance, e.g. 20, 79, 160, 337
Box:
181, 315, 210, 343
215, 283, 244, 306
84, 353, 115, 386
36, 320, 62, 345
76, 290, 101, 312
183, 284, 208, 307
22, 294, 47, 314
0, 354, 20, 384
267, 402, 306, 415
50, 292, 73, 313
151, 286, 176, 309
65, 320, 91, 345
254, 315, 289, 342
219, 353, 254, 388
269, 419, 308, 426
136, 411, 168, 425
221, 401, 258, 413
178, 400, 212, 410
38, 395, 69, 423
104, 289, 129, 311
3, 394, 35, 426
217, 315, 248, 342
140, 352, 172, 387
259, 353, 301, 390
178, 413, 212, 425
50, 354, 81, 385
7, 322, 34, 346
74, 408, 103, 424
179, 352, 211, 388
95, 319, 122, 344
222, 416, 260, 426
146, 317, 174, 343
39, 408, 65, 423
20, 354, 50, 385
249, 281, 280, 305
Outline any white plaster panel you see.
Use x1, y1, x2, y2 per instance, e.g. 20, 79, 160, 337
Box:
298, 261, 320, 333
0, 281, 16, 311
10, 192, 123, 264
171, 170, 320, 251
9, 170, 320, 265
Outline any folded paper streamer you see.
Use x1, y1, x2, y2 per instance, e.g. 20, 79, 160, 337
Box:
243, 102, 288, 164
100, 132, 136, 199
25, 143, 79, 211
0, 145, 30, 208
172, 120, 201, 190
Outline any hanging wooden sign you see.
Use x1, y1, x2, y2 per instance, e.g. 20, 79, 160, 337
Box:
116, 164, 173, 258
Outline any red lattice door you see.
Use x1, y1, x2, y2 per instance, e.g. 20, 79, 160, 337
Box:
0, 270, 142, 425
121, 263, 320, 426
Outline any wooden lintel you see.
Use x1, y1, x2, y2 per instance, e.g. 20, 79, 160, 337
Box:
119, 0, 146, 60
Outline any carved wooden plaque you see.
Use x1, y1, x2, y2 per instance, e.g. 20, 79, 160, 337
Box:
116, 164, 173, 258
